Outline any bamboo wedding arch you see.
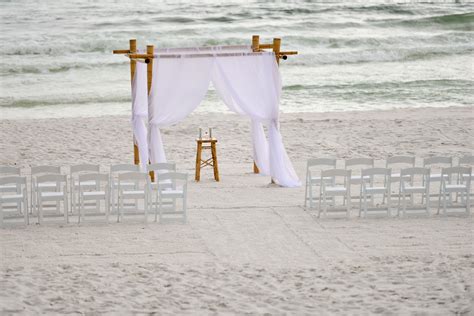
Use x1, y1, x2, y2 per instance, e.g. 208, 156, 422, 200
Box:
113, 35, 297, 174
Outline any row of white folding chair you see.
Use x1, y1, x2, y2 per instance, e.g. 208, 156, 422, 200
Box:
1, 163, 188, 226
305, 155, 474, 208
312, 166, 471, 218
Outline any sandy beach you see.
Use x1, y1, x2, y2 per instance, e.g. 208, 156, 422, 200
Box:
0, 106, 473, 314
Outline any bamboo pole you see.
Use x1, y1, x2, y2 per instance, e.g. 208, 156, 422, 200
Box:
146, 45, 154, 93
130, 39, 140, 166
146, 45, 155, 181
273, 38, 281, 65
252, 35, 260, 174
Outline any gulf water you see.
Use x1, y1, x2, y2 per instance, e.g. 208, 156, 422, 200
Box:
0, 0, 473, 119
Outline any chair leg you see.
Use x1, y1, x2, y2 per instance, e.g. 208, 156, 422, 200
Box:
304, 176, 311, 210
466, 191, 470, 214
0, 203, 3, 228
64, 194, 69, 224
78, 195, 82, 224
105, 195, 110, 223
307, 183, 312, 211
38, 196, 43, 225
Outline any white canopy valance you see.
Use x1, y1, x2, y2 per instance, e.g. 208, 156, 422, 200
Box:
132, 51, 300, 187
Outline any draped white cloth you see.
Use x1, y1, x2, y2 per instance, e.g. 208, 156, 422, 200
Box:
131, 62, 149, 171
142, 52, 300, 187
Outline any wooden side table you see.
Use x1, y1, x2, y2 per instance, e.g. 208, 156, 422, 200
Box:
195, 138, 219, 182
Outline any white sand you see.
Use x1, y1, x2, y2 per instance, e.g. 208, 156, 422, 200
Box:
0, 106, 473, 314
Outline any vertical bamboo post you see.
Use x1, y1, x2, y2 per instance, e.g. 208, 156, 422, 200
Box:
146, 45, 154, 181
146, 45, 154, 93
273, 38, 281, 65
130, 39, 139, 165
251, 35, 260, 174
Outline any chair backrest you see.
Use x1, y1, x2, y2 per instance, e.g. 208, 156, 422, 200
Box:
147, 163, 176, 173
321, 169, 351, 186
386, 156, 415, 167
400, 167, 430, 185
361, 167, 391, 177
423, 156, 452, 167
0, 176, 27, 186
118, 172, 150, 183
458, 155, 474, 166
400, 167, 430, 177
79, 173, 109, 185
110, 164, 140, 173
345, 158, 374, 169
0, 166, 21, 175
71, 164, 100, 174
158, 172, 188, 191
31, 165, 61, 176
441, 166, 472, 185
36, 174, 67, 184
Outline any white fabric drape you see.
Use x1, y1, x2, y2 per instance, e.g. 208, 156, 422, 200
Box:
148, 56, 214, 163
131, 62, 149, 171
146, 52, 301, 187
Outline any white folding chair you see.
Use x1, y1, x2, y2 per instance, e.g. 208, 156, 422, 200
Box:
398, 167, 430, 216
384, 156, 415, 206
0, 176, 28, 227
147, 162, 176, 210
359, 168, 391, 217
78, 173, 110, 224
304, 158, 337, 211
0, 166, 22, 211
438, 166, 472, 215
319, 169, 351, 218
70, 164, 100, 214
423, 156, 452, 205
109, 164, 140, 214
345, 158, 374, 204
458, 155, 474, 204
117, 172, 150, 223
156, 172, 188, 223
36, 174, 68, 224
30, 166, 61, 215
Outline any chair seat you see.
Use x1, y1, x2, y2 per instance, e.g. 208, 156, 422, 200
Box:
74, 180, 97, 187
0, 184, 18, 191
462, 174, 472, 181
82, 191, 106, 198
363, 186, 387, 194
350, 175, 370, 184
390, 173, 411, 181
160, 189, 184, 197
113, 181, 135, 188
444, 184, 468, 192
324, 186, 347, 194
40, 191, 66, 199
121, 190, 146, 197
430, 173, 449, 181
38, 182, 58, 188
0, 194, 25, 202
309, 176, 333, 183
402, 185, 427, 193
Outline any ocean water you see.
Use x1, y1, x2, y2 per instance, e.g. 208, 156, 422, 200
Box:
0, 0, 473, 119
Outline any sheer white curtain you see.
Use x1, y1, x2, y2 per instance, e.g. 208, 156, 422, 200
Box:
146, 52, 300, 187
211, 54, 300, 187
131, 62, 149, 171
148, 56, 214, 163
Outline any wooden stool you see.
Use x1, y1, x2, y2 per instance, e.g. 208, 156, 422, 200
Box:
195, 138, 219, 182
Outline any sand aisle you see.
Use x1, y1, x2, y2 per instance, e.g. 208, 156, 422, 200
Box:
0, 106, 473, 314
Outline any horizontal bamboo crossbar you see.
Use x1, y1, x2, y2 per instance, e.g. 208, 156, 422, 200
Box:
124, 51, 297, 60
